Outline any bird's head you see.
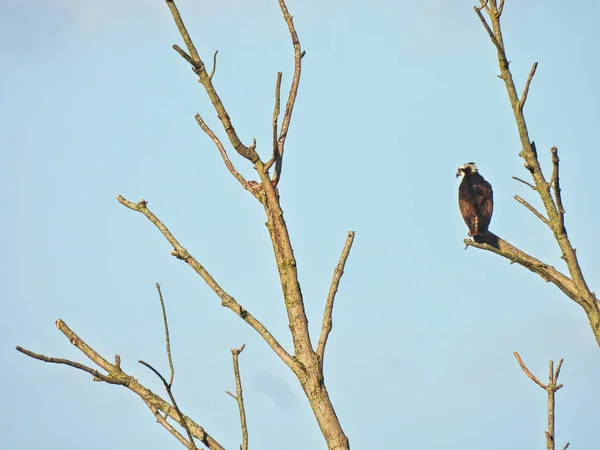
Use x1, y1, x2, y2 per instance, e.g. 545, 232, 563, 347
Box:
456, 162, 478, 178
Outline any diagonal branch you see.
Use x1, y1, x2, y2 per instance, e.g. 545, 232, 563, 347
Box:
166, 0, 258, 163
194, 113, 257, 197
317, 231, 355, 364
273, 0, 303, 186
143, 398, 195, 450
117, 195, 298, 373
514, 195, 551, 228
265, 72, 283, 174
513, 176, 538, 191
139, 360, 198, 450
17, 319, 224, 449
156, 283, 175, 386
15, 346, 126, 385
226, 345, 248, 450
550, 147, 566, 234
464, 232, 582, 306
518, 62, 538, 112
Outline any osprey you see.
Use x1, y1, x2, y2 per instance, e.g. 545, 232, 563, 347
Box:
456, 162, 494, 243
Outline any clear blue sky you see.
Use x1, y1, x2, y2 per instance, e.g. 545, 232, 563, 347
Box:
2, 0, 599, 448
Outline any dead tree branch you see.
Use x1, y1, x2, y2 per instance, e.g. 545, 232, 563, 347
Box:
317, 231, 355, 365
156, 283, 175, 386
226, 345, 248, 450
116, 195, 297, 373
513, 352, 568, 450
472, 0, 600, 345
17, 319, 224, 449
139, 360, 198, 450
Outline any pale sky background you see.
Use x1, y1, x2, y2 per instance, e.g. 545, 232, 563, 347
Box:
2, 0, 600, 449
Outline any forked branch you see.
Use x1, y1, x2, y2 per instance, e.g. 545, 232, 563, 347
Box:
17, 319, 224, 449
166, 0, 259, 163
273, 0, 303, 186
226, 345, 248, 450
513, 352, 568, 450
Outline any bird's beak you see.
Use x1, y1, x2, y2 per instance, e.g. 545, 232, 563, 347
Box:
456, 171, 461, 178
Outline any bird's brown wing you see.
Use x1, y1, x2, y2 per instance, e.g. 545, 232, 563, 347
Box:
472, 179, 493, 233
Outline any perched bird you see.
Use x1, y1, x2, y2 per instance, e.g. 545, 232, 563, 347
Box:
456, 162, 494, 243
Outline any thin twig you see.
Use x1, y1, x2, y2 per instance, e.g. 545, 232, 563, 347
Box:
172, 44, 197, 69
18, 319, 223, 448
514, 195, 551, 228
143, 398, 194, 449
15, 346, 125, 385
228, 345, 248, 450
166, 0, 257, 163
265, 72, 283, 174
498, 0, 505, 16
551, 147, 566, 234
117, 195, 297, 372
156, 283, 175, 386
317, 231, 355, 364
513, 353, 567, 450
474, 5, 503, 54
519, 62, 538, 112
165, 0, 202, 64
273, 0, 303, 186
139, 360, 198, 450
513, 176, 538, 191
209, 50, 219, 80
513, 352, 547, 389
194, 114, 255, 196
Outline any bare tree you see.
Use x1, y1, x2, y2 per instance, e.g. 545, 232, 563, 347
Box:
16, 1, 352, 449
467, 0, 600, 346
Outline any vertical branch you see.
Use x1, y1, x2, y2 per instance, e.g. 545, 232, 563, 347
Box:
226, 345, 248, 450
265, 72, 283, 174
513, 352, 568, 450
156, 283, 175, 386
273, 0, 303, 186
317, 231, 355, 365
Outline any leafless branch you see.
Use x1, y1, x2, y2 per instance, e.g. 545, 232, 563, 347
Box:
155, 283, 175, 386
273, 0, 303, 186
512, 176, 538, 191
464, 233, 583, 306
228, 345, 248, 450
474, 4, 503, 55
518, 62, 538, 112
317, 231, 355, 364
139, 360, 197, 449
194, 113, 257, 196
143, 398, 195, 450
550, 147, 566, 234
166, 0, 258, 163
17, 319, 223, 449
16, 346, 125, 385
209, 50, 219, 80
513, 353, 567, 450
117, 195, 297, 372
514, 195, 551, 228
473, 0, 600, 346
513, 351, 547, 389
265, 72, 283, 174
498, 0, 505, 16
165, 1, 202, 65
